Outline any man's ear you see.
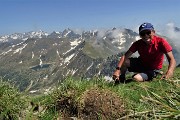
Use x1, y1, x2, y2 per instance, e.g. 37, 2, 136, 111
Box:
151, 30, 155, 35
152, 30, 155, 33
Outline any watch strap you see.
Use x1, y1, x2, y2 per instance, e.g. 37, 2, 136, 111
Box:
116, 67, 121, 70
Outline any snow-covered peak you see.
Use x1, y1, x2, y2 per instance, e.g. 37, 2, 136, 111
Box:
62, 28, 81, 38
0, 30, 49, 42
25, 30, 49, 38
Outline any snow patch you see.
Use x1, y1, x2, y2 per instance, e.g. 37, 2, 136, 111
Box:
32, 52, 34, 59
0, 48, 12, 55
64, 53, 75, 64
56, 50, 63, 60
13, 43, 27, 54
43, 75, 48, 80
70, 39, 81, 46
71, 69, 78, 75
12, 42, 24, 48
64, 31, 71, 37
22, 37, 28, 40
117, 46, 124, 49
53, 43, 58, 46
63, 40, 82, 55
87, 62, 93, 71
39, 58, 43, 66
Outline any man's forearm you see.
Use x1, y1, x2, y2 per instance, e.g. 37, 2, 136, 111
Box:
168, 58, 176, 72
117, 55, 125, 68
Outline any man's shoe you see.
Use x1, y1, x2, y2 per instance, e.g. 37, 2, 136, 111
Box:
119, 74, 126, 83
114, 75, 126, 85
114, 79, 120, 85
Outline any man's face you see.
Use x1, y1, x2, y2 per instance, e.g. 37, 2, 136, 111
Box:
139, 30, 155, 44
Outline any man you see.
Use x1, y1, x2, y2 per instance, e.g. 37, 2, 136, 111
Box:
113, 22, 176, 83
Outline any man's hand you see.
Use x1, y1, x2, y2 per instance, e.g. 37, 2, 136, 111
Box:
161, 70, 174, 79
112, 70, 121, 80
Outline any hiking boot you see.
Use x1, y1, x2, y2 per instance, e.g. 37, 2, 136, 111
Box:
114, 74, 126, 85
114, 79, 120, 85
119, 74, 126, 83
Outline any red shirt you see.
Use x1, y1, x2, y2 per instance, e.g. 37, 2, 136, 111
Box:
129, 35, 172, 70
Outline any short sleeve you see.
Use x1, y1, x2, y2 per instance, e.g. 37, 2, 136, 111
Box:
129, 41, 138, 53
160, 38, 172, 53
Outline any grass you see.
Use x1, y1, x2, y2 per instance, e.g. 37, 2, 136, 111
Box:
0, 79, 28, 119
0, 67, 180, 119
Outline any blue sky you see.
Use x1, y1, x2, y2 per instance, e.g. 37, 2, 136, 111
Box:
0, 0, 180, 35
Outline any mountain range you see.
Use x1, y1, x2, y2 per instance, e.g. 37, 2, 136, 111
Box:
0, 28, 179, 94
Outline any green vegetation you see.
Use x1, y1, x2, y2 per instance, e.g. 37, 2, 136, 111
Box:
0, 79, 28, 119
0, 68, 180, 120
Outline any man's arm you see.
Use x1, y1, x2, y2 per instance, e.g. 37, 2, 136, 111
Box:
112, 50, 133, 80
162, 51, 176, 79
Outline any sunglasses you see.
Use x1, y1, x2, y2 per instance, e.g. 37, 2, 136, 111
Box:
140, 31, 151, 36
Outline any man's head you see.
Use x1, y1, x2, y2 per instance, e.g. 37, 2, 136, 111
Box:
139, 23, 154, 33
139, 22, 155, 44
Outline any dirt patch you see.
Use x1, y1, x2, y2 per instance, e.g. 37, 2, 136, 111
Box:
53, 87, 125, 119
78, 87, 125, 120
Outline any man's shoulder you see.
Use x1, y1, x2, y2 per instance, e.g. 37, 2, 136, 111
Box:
131, 39, 146, 48
154, 35, 172, 51
134, 39, 143, 43
154, 35, 166, 41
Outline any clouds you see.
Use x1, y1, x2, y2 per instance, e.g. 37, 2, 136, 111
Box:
159, 22, 180, 65
163, 23, 180, 46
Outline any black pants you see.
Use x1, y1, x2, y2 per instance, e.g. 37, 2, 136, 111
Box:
128, 58, 162, 81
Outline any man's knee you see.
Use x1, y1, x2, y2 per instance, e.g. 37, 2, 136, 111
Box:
133, 73, 148, 82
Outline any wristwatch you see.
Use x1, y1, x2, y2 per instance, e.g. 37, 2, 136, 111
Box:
116, 67, 121, 70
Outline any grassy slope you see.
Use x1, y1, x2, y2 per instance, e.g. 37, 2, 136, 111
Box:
0, 67, 180, 119
82, 41, 115, 59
